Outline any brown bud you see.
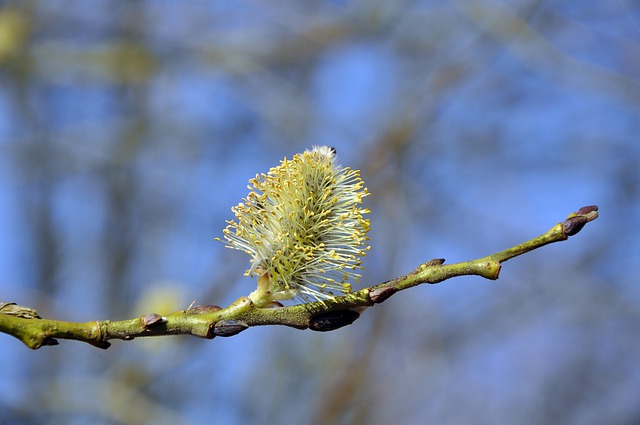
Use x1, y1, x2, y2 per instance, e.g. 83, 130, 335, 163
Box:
563, 216, 588, 236
576, 205, 598, 215
188, 305, 222, 314
369, 286, 398, 304
213, 319, 249, 337
309, 309, 360, 332
424, 258, 445, 266
141, 313, 165, 329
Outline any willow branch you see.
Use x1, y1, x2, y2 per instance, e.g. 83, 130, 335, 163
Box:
0, 205, 599, 350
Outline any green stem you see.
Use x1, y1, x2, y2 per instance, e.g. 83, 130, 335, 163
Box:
0, 205, 598, 350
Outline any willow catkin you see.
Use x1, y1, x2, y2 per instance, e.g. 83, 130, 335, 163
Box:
220, 146, 370, 304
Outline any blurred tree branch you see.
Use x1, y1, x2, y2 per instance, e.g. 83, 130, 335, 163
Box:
0, 205, 598, 350
452, 0, 640, 103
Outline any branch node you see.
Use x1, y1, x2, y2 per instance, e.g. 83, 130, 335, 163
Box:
97, 320, 111, 345
484, 260, 502, 280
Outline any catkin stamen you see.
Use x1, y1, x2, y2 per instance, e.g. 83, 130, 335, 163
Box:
220, 146, 370, 304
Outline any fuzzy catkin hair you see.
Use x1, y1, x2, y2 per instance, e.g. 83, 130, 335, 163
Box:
221, 146, 370, 303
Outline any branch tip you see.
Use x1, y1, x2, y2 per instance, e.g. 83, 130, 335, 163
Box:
575, 205, 599, 217
563, 205, 598, 236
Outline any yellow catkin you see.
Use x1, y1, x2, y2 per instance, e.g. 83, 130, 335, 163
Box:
220, 146, 370, 304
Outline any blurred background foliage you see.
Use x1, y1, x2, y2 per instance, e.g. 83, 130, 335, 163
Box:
1, 1, 639, 424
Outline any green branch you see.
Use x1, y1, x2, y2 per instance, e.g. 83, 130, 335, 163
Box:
0, 205, 599, 350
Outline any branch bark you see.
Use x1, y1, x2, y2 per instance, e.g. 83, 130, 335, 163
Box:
0, 205, 599, 350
